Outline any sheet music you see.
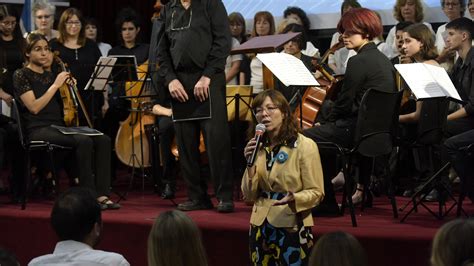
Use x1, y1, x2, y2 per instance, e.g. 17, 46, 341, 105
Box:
395, 63, 447, 99
424, 63, 462, 102
256, 53, 319, 87
84, 57, 117, 91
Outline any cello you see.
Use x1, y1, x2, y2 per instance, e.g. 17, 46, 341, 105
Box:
115, 61, 156, 168
294, 40, 345, 129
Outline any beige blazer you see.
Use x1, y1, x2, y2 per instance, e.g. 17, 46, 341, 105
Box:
241, 133, 324, 228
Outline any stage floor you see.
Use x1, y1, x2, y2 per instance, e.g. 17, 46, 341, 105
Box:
0, 186, 471, 266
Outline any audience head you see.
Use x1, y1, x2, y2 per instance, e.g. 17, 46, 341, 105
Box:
228, 12, 247, 43
148, 210, 207, 266
282, 23, 307, 52
441, 0, 466, 21
84, 17, 104, 43
50, 187, 102, 246
58, 8, 86, 46
251, 89, 299, 144
252, 11, 275, 37
309, 231, 368, 266
446, 17, 474, 50
431, 219, 474, 266
32, 0, 56, 33
393, 0, 425, 23
337, 8, 382, 48
283, 6, 311, 32
341, 0, 362, 16
395, 21, 415, 53
402, 23, 437, 60
0, 248, 19, 266
115, 8, 142, 46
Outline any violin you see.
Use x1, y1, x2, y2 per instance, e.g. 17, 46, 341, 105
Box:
54, 54, 93, 128
53, 54, 93, 127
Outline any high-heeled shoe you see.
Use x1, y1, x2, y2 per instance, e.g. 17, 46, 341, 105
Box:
351, 188, 373, 208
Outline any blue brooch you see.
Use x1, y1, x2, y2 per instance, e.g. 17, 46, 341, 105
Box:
276, 151, 288, 164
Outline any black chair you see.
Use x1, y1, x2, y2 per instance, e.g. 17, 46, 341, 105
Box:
455, 143, 473, 218
11, 99, 71, 210
399, 97, 463, 222
318, 88, 403, 227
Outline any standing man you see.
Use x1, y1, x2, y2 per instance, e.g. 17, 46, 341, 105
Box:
158, 0, 234, 212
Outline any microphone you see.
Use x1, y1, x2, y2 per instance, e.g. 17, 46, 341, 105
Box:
247, 123, 266, 167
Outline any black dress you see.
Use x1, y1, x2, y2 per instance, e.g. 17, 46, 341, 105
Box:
13, 67, 112, 197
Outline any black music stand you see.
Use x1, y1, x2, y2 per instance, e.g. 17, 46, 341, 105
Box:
226, 85, 253, 196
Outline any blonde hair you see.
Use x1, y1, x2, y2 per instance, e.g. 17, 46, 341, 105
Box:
393, 0, 425, 22
147, 210, 208, 266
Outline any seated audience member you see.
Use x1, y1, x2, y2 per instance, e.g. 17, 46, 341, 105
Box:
0, 248, 19, 266
148, 210, 207, 266
308, 231, 368, 266
28, 187, 130, 266
430, 219, 474, 266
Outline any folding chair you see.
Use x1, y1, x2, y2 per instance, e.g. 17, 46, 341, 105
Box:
318, 88, 402, 227
11, 99, 71, 210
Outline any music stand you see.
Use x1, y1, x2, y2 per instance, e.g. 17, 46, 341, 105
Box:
231, 32, 302, 91
226, 85, 254, 198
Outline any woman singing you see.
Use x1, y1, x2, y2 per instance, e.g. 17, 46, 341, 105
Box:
13, 33, 119, 210
242, 90, 324, 265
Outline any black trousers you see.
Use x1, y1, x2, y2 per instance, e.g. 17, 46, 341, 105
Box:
155, 115, 175, 186
28, 126, 111, 196
0, 123, 25, 197
444, 129, 474, 198
174, 72, 233, 202
446, 116, 474, 138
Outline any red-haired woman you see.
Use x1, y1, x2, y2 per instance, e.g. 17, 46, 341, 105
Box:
303, 8, 397, 214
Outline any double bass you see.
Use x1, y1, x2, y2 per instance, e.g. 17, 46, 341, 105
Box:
294, 40, 345, 129
115, 62, 156, 168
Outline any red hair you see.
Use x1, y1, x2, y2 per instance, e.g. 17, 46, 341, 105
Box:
337, 8, 382, 40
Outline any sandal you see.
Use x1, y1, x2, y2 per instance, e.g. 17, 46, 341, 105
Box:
98, 197, 121, 210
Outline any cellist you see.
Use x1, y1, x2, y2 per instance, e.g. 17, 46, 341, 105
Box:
13, 33, 119, 210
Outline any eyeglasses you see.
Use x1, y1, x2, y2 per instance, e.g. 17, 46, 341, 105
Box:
65, 20, 81, 27
36, 15, 52, 20
0, 21, 16, 27
254, 106, 279, 116
171, 9, 192, 31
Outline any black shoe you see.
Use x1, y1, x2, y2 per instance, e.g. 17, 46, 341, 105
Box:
177, 199, 213, 211
217, 200, 234, 213
402, 188, 415, 197
423, 189, 438, 202
161, 184, 175, 199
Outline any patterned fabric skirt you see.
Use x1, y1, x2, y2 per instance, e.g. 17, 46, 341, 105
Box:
249, 220, 314, 266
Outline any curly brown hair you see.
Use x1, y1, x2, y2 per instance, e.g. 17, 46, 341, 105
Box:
250, 90, 300, 145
